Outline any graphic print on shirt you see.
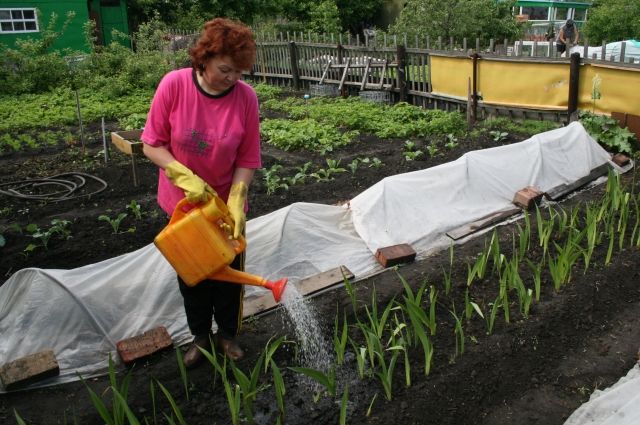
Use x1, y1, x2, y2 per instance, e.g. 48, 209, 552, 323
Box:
180, 128, 221, 156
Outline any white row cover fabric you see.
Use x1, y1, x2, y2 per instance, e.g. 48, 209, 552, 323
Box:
564, 363, 640, 425
570, 40, 640, 61
0, 122, 612, 391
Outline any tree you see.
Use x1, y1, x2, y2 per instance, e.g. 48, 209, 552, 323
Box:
582, 0, 640, 44
389, 0, 522, 44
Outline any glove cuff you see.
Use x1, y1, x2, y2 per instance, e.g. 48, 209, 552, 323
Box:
229, 182, 248, 199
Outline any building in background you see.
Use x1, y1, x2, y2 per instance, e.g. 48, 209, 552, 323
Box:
515, 0, 592, 40
0, 0, 130, 51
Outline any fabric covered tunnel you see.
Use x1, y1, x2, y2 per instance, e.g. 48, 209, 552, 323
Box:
0, 122, 617, 394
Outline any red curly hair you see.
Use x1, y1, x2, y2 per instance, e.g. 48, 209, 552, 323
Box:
190, 18, 256, 71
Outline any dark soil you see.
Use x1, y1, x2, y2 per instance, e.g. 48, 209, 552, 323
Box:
1, 111, 639, 425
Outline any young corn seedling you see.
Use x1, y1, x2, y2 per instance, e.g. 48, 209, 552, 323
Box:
349, 340, 369, 379
289, 365, 337, 398
449, 304, 465, 361
333, 312, 349, 365
440, 243, 455, 295
526, 259, 543, 302
98, 213, 128, 234
486, 296, 502, 335
156, 380, 188, 425
339, 385, 349, 425
399, 292, 434, 374
464, 289, 484, 322
230, 351, 266, 424
270, 359, 286, 423
175, 346, 190, 401
375, 348, 400, 401
387, 312, 411, 387
583, 204, 599, 272
80, 354, 139, 425
467, 251, 488, 287
547, 239, 582, 290
263, 335, 286, 373
199, 348, 242, 425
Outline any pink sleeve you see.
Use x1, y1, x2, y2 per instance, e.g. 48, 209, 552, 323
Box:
235, 87, 262, 169
141, 73, 175, 147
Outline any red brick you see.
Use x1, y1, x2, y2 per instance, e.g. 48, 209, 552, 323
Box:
375, 243, 416, 268
0, 350, 59, 390
116, 326, 173, 364
612, 153, 630, 167
513, 186, 543, 209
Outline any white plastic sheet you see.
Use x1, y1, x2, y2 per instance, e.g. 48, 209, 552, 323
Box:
0, 122, 613, 391
564, 363, 640, 425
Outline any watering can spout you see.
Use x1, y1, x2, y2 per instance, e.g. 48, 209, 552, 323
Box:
263, 278, 288, 302
209, 267, 289, 302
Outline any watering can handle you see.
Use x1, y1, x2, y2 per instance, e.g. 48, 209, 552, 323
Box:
168, 197, 246, 255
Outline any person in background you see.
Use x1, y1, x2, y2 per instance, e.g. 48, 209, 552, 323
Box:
556, 19, 579, 56
141, 18, 261, 368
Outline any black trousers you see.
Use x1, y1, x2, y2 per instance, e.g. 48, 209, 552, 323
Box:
178, 252, 245, 340
556, 42, 566, 54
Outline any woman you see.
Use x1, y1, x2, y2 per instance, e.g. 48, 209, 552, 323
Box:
141, 18, 261, 367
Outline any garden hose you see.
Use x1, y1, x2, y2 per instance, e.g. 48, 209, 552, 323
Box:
0, 172, 108, 202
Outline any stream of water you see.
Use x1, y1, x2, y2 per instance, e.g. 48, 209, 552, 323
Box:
279, 284, 333, 372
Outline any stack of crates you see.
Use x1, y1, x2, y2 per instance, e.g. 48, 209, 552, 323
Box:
359, 90, 391, 104
309, 83, 340, 97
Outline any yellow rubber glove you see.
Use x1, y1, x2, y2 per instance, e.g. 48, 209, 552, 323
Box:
227, 182, 248, 239
164, 160, 216, 204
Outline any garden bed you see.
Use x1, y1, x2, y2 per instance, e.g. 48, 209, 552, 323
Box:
1, 105, 639, 425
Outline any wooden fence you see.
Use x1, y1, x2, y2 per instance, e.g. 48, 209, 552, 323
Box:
167, 30, 640, 121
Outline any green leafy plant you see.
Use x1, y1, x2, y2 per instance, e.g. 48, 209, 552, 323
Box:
402, 140, 424, 161
126, 200, 143, 220
98, 213, 129, 234
489, 130, 508, 142
579, 111, 638, 154
444, 133, 458, 149
25, 219, 71, 250
261, 164, 288, 194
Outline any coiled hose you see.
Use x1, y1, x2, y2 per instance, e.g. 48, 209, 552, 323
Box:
0, 172, 108, 202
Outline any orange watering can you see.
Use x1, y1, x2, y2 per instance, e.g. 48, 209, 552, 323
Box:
154, 196, 288, 302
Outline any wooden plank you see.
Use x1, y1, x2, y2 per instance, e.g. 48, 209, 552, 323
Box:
297, 265, 354, 295
446, 207, 521, 240
338, 57, 351, 91
111, 130, 143, 155
360, 57, 372, 90
545, 163, 611, 201
0, 350, 59, 390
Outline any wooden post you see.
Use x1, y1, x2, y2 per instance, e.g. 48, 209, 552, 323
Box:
568, 52, 581, 121
289, 41, 300, 90
471, 53, 479, 126
620, 41, 626, 62
396, 44, 408, 102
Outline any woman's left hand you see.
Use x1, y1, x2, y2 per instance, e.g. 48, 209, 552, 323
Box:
227, 182, 248, 239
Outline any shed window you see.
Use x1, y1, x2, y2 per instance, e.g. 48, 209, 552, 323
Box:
520, 6, 549, 21
0, 8, 39, 34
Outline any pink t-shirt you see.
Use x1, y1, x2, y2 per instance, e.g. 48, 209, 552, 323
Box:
141, 68, 262, 215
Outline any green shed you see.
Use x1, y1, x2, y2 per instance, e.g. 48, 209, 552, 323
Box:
0, 0, 130, 51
